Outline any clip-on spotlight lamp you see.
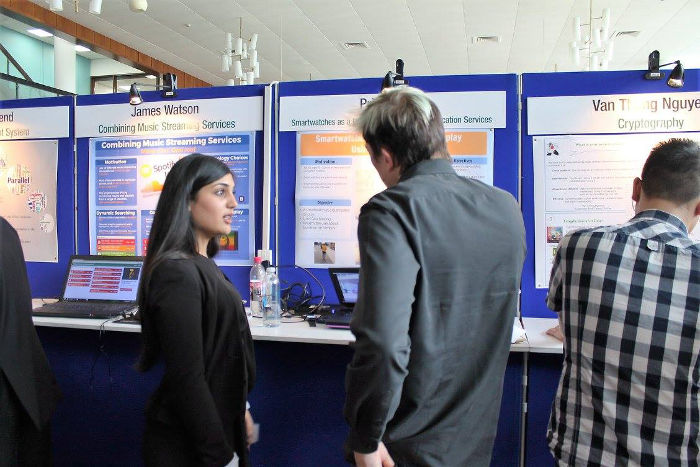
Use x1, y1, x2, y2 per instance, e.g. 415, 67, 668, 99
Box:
643, 50, 684, 88
381, 59, 409, 91
129, 73, 178, 105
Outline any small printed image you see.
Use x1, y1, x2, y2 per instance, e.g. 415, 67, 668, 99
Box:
122, 267, 141, 280
219, 231, 239, 251
138, 159, 175, 197
26, 190, 47, 213
39, 214, 55, 233
7, 164, 31, 195
313, 241, 336, 264
546, 226, 563, 243
546, 142, 559, 156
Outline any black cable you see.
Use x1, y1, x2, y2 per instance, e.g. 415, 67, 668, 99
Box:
274, 264, 326, 314
89, 319, 114, 393
281, 281, 315, 315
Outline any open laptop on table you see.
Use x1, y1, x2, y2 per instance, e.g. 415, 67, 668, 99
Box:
316, 268, 359, 329
33, 255, 143, 319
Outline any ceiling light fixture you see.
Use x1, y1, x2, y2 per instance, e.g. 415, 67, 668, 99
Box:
129, 73, 177, 105
472, 36, 501, 44
27, 28, 54, 38
48, 0, 63, 12
74, 44, 91, 52
88, 0, 102, 14
644, 50, 684, 88
342, 41, 370, 50
570, 3, 614, 71
221, 18, 260, 85
46, 0, 145, 16
128, 0, 148, 13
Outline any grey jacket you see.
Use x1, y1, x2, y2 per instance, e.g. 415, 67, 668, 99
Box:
344, 159, 526, 466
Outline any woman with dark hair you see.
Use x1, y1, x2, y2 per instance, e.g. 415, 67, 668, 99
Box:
137, 153, 256, 467
0, 217, 61, 466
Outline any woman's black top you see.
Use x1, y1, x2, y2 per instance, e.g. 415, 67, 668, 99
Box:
142, 255, 255, 466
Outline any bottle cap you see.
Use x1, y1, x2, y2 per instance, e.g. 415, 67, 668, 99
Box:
253, 256, 262, 263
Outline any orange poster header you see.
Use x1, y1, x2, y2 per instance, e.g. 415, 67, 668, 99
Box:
445, 131, 487, 155
300, 131, 487, 157
300, 133, 368, 156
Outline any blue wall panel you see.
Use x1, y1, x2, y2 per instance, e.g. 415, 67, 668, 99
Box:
277, 74, 520, 304
520, 69, 700, 317
75, 85, 267, 295
0, 96, 75, 297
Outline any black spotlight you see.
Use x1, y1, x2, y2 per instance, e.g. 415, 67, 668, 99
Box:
128, 73, 178, 105
381, 59, 409, 91
161, 73, 177, 97
643, 50, 685, 88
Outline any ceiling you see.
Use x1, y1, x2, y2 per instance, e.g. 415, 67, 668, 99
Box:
18, 0, 700, 86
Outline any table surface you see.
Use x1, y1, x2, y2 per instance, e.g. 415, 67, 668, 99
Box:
31, 299, 534, 351
521, 317, 563, 354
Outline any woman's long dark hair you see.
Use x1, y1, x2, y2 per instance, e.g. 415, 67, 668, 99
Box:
137, 153, 232, 370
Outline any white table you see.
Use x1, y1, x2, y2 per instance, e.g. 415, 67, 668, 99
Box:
32, 299, 530, 349
522, 317, 563, 354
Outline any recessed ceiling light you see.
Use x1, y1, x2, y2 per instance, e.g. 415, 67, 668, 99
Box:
614, 30, 641, 38
27, 28, 53, 38
472, 36, 501, 44
342, 41, 370, 50
145, 74, 156, 80
74, 45, 91, 53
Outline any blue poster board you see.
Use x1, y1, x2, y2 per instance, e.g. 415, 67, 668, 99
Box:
0, 96, 75, 297
520, 68, 700, 317
277, 74, 520, 304
76, 86, 266, 294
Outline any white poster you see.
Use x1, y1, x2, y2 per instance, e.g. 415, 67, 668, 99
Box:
0, 140, 59, 262
88, 134, 256, 266
294, 132, 383, 267
280, 91, 506, 131
528, 92, 700, 135
533, 133, 700, 288
0, 106, 69, 140
294, 129, 495, 268
285, 91, 502, 268
76, 96, 264, 137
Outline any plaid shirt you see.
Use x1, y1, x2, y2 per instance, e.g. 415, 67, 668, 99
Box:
547, 210, 700, 466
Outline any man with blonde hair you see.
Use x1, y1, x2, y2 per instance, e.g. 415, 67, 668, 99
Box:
344, 86, 526, 466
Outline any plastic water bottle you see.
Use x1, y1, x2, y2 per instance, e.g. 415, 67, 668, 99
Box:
249, 257, 265, 318
262, 267, 281, 327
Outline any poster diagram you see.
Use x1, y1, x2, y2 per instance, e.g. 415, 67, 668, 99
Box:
89, 134, 255, 266
0, 139, 58, 262
294, 130, 495, 268
533, 132, 700, 288
448, 129, 494, 185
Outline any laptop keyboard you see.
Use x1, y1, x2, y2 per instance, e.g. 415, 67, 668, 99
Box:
33, 301, 133, 318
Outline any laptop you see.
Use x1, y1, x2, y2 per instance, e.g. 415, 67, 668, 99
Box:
33, 255, 144, 319
317, 268, 359, 329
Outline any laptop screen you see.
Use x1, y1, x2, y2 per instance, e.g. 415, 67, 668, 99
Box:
63, 257, 143, 302
329, 269, 359, 305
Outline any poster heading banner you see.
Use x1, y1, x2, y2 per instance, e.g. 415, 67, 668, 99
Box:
528, 92, 700, 135
280, 91, 506, 131
76, 96, 264, 137
0, 106, 69, 140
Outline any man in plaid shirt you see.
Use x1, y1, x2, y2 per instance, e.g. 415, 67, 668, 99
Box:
546, 138, 700, 466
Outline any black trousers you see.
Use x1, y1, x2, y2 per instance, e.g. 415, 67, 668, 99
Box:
0, 370, 52, 467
